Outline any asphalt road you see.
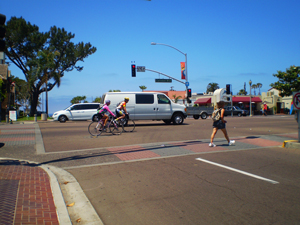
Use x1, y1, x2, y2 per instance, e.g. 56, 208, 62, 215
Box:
34, 115, 300, 224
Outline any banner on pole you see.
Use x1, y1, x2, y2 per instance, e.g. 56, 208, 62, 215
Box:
181, 62, 186, 80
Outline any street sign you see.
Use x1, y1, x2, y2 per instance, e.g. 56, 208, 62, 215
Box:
155, 79, 172, 83
185, 82, 189, 87
293, 92, 300, 110
137, 66, 145, 72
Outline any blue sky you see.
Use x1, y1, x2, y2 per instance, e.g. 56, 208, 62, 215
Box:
2, 0, 300, 114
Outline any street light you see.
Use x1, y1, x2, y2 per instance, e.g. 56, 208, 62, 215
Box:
151, 42, 189, 104
249, 80, 252, 117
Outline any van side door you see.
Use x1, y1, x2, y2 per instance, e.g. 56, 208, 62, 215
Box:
156, 94, 172, 119
69, 104, 83, 120
135, 94, 157, 120
80, 104, 98, 120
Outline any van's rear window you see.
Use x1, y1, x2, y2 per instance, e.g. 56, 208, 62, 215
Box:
136, 94, 154, 104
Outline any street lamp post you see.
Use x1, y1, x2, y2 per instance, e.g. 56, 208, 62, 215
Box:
249, 80, 252, 117
151, 42, 188, 104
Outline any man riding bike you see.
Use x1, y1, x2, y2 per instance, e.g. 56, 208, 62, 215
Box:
97, 100, 116, 129
115, 97, 129, 123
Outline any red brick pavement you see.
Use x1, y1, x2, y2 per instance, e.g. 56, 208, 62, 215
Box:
0, 164, 59, 225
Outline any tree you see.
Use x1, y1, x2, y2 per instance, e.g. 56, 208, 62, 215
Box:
139, 85, 147, 92
109, 90, 121, 92
172, 94, 182, 103
256, 83, 262, 95
206, 83, 219, 93
251, 84, 257, 95
237, 89, 247, 95
5, 17, 97, 116
70, 96, 86, 104
271, 66, 300, 97
93, 97, 102, 103
11, 76, 31, 112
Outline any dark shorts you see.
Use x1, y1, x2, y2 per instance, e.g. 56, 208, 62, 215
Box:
213, 120, 226, 129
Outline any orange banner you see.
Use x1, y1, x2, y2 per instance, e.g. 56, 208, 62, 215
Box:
181, 62, 186, 79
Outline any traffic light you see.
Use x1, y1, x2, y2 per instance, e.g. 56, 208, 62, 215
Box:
131, 64, 136, 77
226, 84, 231, 95
0, 14, 6, 52
187, 88, 192, 98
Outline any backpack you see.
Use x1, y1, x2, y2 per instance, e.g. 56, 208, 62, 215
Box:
212, 109, 221, 122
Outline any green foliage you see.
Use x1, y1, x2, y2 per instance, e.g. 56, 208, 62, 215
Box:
109, 89, 121, 92
5, 16, 97, 116
172, 94, 182, 103
237, 89, 247, 95
0, 78, 6, 101
139, 85, 147, 92
93, 97, 102, 103
271, 66, 300, 97
206, 83, 219, 93
70, 96, 87, 104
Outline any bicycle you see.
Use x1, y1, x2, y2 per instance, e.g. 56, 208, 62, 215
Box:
116, 113, 135, 132
88, 115, 122, 136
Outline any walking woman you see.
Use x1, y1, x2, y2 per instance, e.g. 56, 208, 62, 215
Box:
209, 101, 235, 147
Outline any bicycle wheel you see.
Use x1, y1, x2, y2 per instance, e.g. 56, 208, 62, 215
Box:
111, 121, 122, 135
88, 121, 103, 136
122, 119, 135, 132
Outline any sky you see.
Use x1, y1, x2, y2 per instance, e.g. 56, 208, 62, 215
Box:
2, 0, 300, 114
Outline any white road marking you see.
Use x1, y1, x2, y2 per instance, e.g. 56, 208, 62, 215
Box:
195, 158, 279, 184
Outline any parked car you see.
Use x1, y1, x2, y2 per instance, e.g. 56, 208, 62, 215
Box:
52, 103, 101, 123
224, 106, 249, 117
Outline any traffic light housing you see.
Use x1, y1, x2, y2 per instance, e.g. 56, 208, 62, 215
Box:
187, 88, 192, 98
226, 84, 231, 95
0, 14, 6, 52
131, 64, 136, 77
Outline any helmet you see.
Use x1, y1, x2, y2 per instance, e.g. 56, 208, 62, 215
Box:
124, 97, 129, 100
105, 100, 111, 104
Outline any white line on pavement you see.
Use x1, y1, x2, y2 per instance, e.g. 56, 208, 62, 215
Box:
195, 157, 279, 184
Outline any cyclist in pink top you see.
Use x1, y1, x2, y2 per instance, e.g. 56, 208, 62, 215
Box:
97, 100, 116, 127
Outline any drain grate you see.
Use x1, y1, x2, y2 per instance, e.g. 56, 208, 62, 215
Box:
0, 180, 19, 224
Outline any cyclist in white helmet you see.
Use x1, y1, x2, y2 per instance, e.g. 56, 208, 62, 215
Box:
97, 100, 116, 128
115, 97, 129, 122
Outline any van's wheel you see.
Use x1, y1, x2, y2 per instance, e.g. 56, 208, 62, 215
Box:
201, 113, 208, 119
59, 115, 67, 123
163, 119, 172, 125
193, 115, 200, 120
172, 113, 184, 125
237, 112, 242, 117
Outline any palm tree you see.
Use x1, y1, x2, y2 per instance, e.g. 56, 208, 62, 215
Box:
206, 83, 219, 93
172, 94, 182, 103
252, 84, 257, 95
139, 85, 147, 92
256, 83, 262, 95
237, 89, 247, 95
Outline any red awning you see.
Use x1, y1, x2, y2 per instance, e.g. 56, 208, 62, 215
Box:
194, 97, 211, 105
232, 96, 262, 103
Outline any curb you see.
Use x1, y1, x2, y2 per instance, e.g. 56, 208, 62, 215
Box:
283, 140, 300, 149
48, 166, 104, 225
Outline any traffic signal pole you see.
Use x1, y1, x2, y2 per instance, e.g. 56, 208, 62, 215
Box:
145, 68, 186, 85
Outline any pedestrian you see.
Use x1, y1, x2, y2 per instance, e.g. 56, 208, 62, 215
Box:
209, 101, 235, 147
263, 103, 268, 116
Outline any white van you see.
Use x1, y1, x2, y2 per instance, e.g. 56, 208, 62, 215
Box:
103, 92, 187, 125
52, 103, 100, 123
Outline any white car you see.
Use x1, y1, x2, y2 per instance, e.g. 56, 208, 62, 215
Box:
52, 103, 100, 123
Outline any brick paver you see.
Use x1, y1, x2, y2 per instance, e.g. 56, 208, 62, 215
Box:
0, 164, 59, 225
